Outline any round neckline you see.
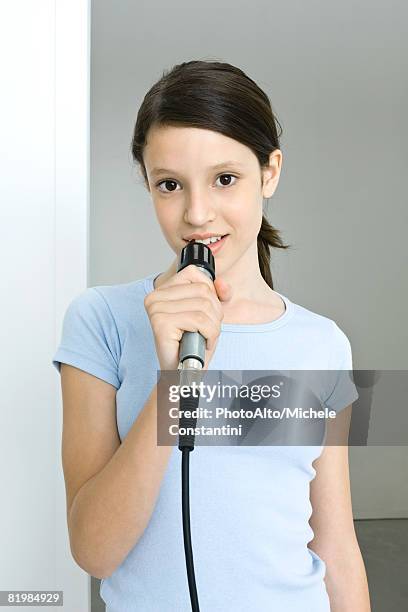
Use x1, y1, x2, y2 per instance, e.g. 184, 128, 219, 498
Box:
143, 271, 294, 333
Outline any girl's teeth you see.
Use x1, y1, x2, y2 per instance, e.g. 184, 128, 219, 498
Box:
196, 236, 222, 245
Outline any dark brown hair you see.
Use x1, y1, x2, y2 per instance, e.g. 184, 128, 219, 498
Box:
131, 60, 290, 289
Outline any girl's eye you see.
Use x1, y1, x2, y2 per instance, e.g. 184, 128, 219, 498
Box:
156, 179, 181, 193
156, 173, 238, 193
215, 174, 237, 187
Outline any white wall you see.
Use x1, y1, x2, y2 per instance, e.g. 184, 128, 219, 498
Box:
0, 2, 90, 610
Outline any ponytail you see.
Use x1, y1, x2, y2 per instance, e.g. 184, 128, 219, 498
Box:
257, 214, 290, 289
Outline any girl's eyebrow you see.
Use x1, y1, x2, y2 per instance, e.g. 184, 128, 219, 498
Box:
150, 161, 244, 177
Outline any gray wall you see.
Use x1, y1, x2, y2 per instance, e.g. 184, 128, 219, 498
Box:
90, 0, 408, 517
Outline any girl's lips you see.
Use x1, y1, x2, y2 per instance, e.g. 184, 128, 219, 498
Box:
182, 234, 229, 254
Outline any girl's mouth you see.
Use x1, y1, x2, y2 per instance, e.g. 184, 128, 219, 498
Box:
183, 234, 229, 254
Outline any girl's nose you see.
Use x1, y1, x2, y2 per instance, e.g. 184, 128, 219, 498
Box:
183, 190, 216, 227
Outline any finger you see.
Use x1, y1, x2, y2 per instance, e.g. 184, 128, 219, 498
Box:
163, 310, 220, 350
157, 264, 215, 291
145, 282, 223, 320
148, 296, 224, 323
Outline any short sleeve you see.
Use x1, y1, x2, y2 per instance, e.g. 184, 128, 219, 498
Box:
52, 287, 121, 389
322, 322, 359, 413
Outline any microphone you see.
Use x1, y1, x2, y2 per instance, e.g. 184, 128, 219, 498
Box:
176, 239, 216, 612
176, 240, 216, 371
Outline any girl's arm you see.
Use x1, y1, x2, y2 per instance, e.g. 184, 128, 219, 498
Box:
308, 404, 371, 611
61, 364, 174, 579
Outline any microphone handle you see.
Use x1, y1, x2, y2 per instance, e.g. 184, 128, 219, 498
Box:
178, 267, 214, 369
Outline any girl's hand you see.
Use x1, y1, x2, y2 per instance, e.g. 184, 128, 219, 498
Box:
144, 264, 232, 371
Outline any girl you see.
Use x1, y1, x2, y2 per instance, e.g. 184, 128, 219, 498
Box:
53, 60, 370, 611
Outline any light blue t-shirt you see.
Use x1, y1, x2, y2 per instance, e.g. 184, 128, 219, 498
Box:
52, 271, 359, 612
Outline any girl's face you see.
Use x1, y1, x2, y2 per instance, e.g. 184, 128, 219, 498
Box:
142, 124, 282, 277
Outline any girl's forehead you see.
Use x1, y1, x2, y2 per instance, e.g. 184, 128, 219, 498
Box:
144, 125, 253, 166
146, 125, 236, 147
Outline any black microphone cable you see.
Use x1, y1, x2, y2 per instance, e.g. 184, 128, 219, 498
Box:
176, 241, 216, 612
179, 385, 201, 612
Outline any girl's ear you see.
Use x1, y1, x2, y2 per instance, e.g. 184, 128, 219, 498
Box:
261, 149, 283, 198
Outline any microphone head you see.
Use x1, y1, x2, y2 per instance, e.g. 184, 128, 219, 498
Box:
177, 241, 216, 281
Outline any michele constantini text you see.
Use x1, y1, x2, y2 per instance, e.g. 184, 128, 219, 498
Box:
168, 406, 336, 438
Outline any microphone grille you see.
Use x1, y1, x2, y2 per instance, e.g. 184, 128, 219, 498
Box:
177, 241, 216, 280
